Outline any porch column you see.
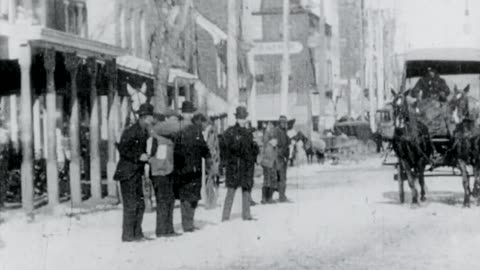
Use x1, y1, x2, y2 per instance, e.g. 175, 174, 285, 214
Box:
65, 52, 82, 205
33, 97, 42, 157
87, 57, 101, 200
44, 48, 59, 206
63, 0, 70, 32
19, 43, 34, 214
7, 0, 15, 23
185, 83, 191, 102
9, 94, 18, 150
106, 60, 118, 198
120, 97, 129, 132
174, 79, 179, 111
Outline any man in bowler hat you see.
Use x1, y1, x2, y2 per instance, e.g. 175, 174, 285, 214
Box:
221, 106, 259, 221
173, 109, 210, 232
114, 103, 154, 242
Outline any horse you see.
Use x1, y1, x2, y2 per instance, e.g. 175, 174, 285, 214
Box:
391, 89, 433, 204
449, 84, 480, 206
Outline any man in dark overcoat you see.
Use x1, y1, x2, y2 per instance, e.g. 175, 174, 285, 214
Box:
274, 115, 291, 203
413, 67, 450, 102
221, 106, 259, 221
173, 113, 210, 232
114, 103, 154, 242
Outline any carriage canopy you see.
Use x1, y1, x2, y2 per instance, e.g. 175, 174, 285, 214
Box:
402, 48, 480, 78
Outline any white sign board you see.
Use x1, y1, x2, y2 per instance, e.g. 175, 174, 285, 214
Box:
252, 41, 304, 55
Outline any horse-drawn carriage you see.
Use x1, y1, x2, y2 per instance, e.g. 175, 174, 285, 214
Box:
379, 48, 480, 206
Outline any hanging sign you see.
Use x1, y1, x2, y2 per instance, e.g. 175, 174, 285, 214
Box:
251, 41, 303, 55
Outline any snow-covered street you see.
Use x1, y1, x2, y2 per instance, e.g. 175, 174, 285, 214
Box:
2, 158, 480, 270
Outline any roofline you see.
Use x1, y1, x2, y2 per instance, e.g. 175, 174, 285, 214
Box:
399, 48, 480, 62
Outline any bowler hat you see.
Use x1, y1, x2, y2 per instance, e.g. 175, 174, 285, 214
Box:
181, 101, 196, 113
234, 106, 249, 119
137, 103, 154, 117
279, 115, 288, 122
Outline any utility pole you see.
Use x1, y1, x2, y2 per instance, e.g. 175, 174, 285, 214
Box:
227, 0, 239, 125
280, 0, 290, 116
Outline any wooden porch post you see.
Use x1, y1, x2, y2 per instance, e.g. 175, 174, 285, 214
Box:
174, 79, 179, 111
44, 48, 59, 206
87, 57, 102, 200
106, 60, 118, 198
9, 94, 18, 150
65, 52, 82, 205
19, 43, 34, 215
33, 97, 42, 157
185, 83, 191, 102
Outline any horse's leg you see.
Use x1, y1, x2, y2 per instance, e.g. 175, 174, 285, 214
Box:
472, 162, 480, 199
418, 168, 427, 202
458, 159, 471, 207
401, 160, 418, 205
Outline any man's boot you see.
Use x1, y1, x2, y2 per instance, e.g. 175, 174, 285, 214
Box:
266, 188, 275, 204
261, 187, 268, 204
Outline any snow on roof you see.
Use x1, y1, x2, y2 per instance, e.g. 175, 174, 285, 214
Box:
402, 48, 480, 62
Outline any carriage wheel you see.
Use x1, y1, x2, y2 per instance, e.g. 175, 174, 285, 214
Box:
397, 163, 405, 204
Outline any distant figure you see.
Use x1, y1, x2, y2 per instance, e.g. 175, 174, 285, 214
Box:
114, 103, 154, 242
273, 115, 291, 203
294, 139, 308, 166
413, 67, 450, 102
260, 122, 278, 204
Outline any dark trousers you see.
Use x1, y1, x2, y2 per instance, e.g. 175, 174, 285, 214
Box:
0, 158, 7, 208
222, 187, 252, 221
180, 200, 198, 232
120, 175, 145, 241
277, 165, 288, 201
152, 176, 175, 236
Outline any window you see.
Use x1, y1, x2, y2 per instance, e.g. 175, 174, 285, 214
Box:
129, 9, 136, 53
140, 10, 146, 58
216, 56, 227, 89
326, 60, 333, 89
119, 7, 126, 48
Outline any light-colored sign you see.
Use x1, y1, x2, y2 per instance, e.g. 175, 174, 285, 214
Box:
251, 41, 303, 55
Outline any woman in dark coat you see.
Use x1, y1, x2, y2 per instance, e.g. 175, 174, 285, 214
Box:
221, 107, 259, 221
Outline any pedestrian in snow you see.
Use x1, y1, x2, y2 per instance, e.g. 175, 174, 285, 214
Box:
146, 113, 178, 237
203, 119, 221, 210
260, 122, 278, 204
246, 120, 259, 206
0, 121, 8, 208
114, 103, 154, 242
221, 107, 259, 221
173, 112, 210, 232
274, 115, 291, 203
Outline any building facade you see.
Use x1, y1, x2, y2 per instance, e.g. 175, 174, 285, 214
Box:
245, 0, 319, 132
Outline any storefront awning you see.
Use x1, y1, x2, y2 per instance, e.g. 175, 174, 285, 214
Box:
117, 55, 154, 78
168, 68, 198, 84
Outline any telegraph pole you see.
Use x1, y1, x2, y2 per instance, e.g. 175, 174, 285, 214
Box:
227, 0, 239, 125
280, 0, 290, 116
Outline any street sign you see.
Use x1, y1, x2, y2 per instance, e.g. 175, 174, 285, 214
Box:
251, 41, 304, 55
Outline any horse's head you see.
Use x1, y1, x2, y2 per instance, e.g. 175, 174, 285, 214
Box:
390, 89, 411, 128
450, 84, 473, 125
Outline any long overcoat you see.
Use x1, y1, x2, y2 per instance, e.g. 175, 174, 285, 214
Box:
222, 124, 259, 190
173, 123, 210, 201
114, 122, 149, 182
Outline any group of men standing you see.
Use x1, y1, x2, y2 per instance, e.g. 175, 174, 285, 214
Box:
114, 101, 291, 242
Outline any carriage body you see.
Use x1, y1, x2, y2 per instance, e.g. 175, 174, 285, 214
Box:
394, 48, 480, 202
